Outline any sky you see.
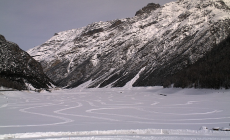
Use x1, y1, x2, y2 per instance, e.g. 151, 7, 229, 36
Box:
0, 0, 173, 51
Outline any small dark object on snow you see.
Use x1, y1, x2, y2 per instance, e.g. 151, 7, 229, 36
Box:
212, 127, 220, 131
221, 128, 230, 131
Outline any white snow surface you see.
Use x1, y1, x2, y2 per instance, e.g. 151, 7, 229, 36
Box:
0, 87, 230, 139
123, 67, 146, 89
0, 87, 13, 91
223, 0, 230, 8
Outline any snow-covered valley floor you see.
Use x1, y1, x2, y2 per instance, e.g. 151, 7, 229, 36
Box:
0, 87, 230, 139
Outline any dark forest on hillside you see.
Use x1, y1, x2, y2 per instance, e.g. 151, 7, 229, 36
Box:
163, 35, 230, 89
0, 76, 26, 90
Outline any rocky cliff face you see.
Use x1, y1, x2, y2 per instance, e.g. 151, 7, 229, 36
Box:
0, 34, 53, 90
28, 0, 230, 88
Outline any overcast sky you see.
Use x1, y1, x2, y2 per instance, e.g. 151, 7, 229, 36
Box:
0, 0, 173, 51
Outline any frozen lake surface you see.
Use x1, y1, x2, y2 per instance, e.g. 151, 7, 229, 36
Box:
0, 87, 230, 139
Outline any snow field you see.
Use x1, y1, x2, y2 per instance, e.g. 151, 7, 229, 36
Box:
1, 129, 230, 140
0, 87, 230, 139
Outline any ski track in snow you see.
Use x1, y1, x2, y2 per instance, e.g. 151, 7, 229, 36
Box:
0, 87, 230, 139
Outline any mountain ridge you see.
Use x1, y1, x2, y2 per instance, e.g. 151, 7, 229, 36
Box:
28, 0, 230, 89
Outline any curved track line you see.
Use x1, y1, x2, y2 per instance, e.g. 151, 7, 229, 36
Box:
136, 107, 223, 115
0, 103, 73, 128
168, 101, 200, 106
151, 102, 159, 106
54, 103, 120, 122
86, 107, 158, 121
0, 104, 8, 108
93, 100, 143, 106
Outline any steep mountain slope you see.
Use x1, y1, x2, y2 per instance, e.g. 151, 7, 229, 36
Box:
0, 34, 53, 90
28, 0, 230, 88
162, 34, 230, 89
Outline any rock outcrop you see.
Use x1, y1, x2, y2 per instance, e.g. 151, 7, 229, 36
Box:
135, 3, 161, 16
0, 34, 53, 90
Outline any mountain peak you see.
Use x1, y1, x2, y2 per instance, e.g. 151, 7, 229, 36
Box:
135, 3, 161, 16
0, 34, 6, 43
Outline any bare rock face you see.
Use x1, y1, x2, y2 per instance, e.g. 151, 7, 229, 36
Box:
28, 0, 230, 89
0, 34, 53, 90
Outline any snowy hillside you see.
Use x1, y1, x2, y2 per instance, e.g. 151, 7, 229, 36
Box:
28, 0, 230, 88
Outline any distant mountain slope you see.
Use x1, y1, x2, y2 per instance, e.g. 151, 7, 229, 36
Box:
162, 34, 230, 89
0, 34, 53, 90
28, 0, 230, 89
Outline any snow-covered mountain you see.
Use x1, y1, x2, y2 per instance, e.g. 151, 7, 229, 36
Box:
0, 34, 53, 90
28, 0, 230, 88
